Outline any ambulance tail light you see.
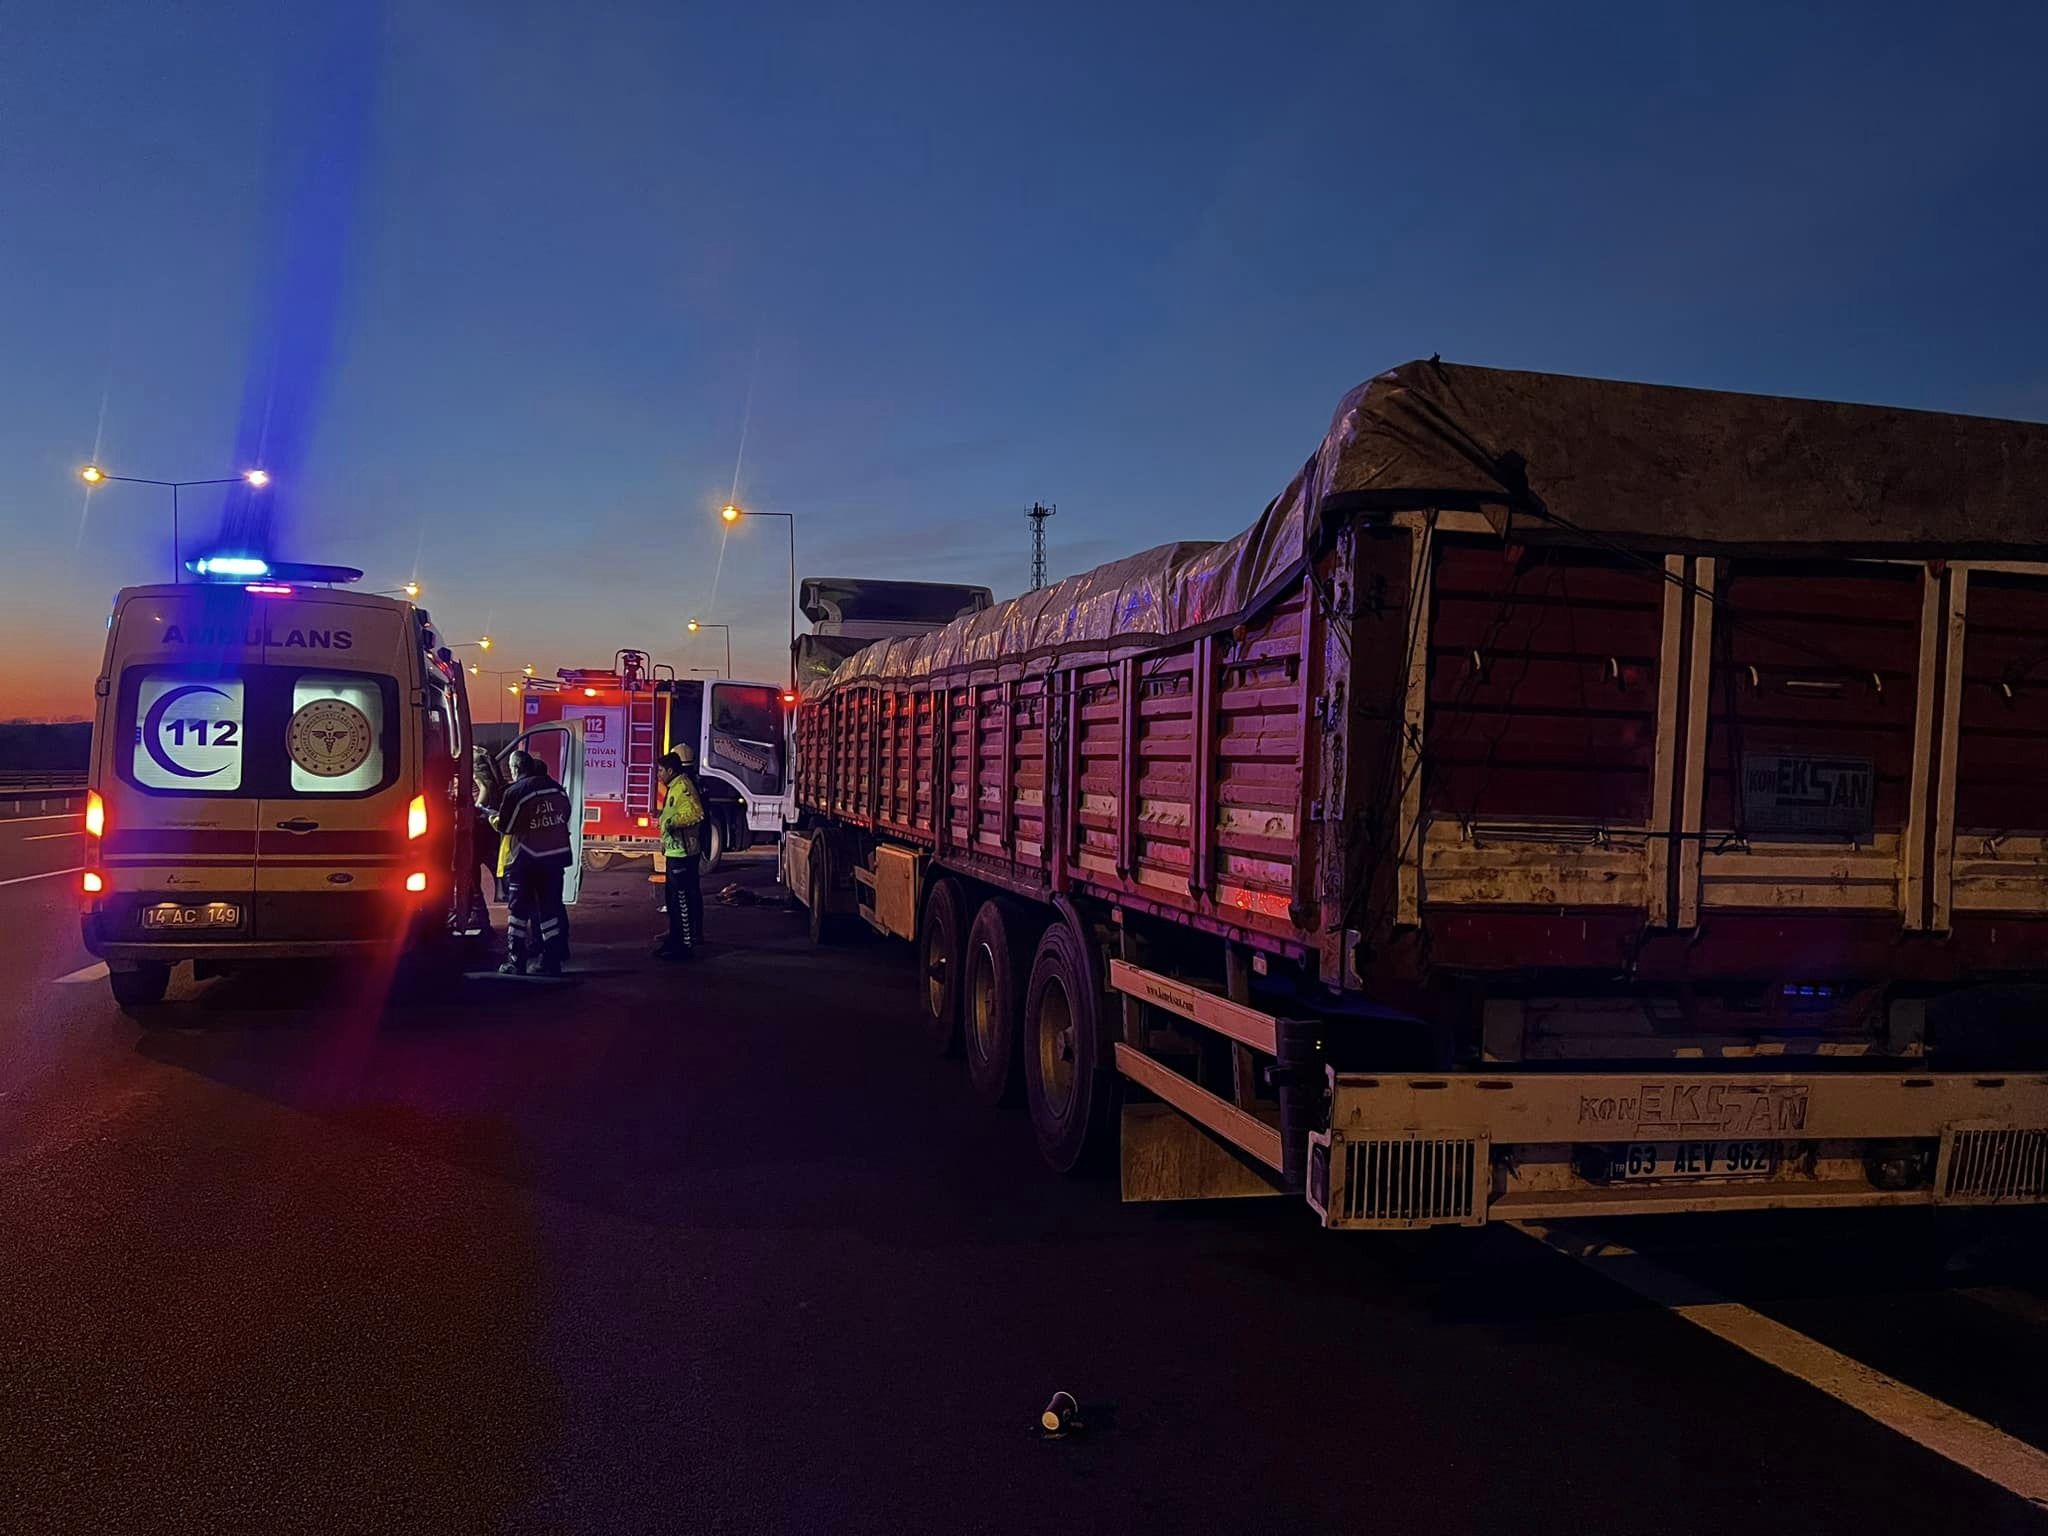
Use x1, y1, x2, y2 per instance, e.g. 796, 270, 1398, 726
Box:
407, 794, 429, 840
84, 789, 105, 839
404, 871, 428, 894
82, 871, 104, 894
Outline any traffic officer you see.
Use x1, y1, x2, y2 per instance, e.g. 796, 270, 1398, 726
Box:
493, 750, 574, 975
655, 747, 706, 961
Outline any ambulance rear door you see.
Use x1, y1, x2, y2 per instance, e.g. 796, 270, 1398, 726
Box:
252, 594, 417, 944
496, 720, 588, 904
98, 589, 262, 932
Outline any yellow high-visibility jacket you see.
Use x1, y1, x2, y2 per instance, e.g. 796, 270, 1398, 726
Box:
658, 772, 705, 858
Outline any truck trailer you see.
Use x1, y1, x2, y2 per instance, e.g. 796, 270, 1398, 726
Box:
785, 360, 2048, 1229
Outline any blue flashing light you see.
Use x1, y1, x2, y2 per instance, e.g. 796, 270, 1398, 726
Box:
191, 555, 271, 579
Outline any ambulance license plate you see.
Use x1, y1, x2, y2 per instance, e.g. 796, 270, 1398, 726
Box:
1610, 1141, 1778, 1180
141, 902, 243, 931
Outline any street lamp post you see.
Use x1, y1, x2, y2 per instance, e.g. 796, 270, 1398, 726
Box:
719, 503, 796, 694
79, 466, 273, 583
687, 618, 732, 678
467, 664, 536, 726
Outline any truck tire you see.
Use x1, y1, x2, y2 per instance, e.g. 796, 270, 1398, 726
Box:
701, 813, 726, 877
109, 963, 171, 1010
1024, 918, 1114, 1173
963, 899, 1029, 1105
584, 847, 618, 873
918, 878, 967, 1056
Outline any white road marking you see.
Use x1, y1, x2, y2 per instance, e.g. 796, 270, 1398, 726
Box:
1516, 1221, 2048, 1511
2, 814, 81, 825
0, 865, 83, 889
52, 962, 109, 984
25, 831, 80, 842
1960, 1286, 2048, 1330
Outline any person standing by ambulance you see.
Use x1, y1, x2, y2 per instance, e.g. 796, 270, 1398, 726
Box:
494, 750, 574, 975
654, 747, 706, 961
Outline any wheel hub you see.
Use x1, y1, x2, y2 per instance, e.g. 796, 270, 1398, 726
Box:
968, 943, 997, 1056
1037, 976, 1076, 1119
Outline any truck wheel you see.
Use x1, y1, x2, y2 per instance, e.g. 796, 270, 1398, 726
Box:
701, 814, 726, 877
583, 847, 618, 873
109, 963, 171, 1010
918, 878, 966, 1056
1024, 919, 1114, 1173
963, 900, 1028, 1105
806, 841, 833, 946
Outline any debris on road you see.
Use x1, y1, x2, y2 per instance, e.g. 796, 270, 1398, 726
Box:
1039, 1390, 1083, 1438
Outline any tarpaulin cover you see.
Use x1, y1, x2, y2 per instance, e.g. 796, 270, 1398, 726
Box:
813, 360, 2048, 695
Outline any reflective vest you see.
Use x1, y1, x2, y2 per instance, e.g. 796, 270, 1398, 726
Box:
658, 773, 705, 858
494, 775, 573, 868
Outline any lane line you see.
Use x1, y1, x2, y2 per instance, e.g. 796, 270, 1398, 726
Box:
52, 962, 109, 984
1960, 1286, 2048, 1330
0, 814, 81, 825
1516, 1221, 2048, 1511
0, 866, 83, 889
25, 831, 81, 842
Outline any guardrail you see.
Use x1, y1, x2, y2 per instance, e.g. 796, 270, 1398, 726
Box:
0, 772, 87, 793
0, 772, 86, 820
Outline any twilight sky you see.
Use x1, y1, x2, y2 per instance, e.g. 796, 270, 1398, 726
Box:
2, 0, 2045, 717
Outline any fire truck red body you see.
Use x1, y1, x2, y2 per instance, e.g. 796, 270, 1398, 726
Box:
518, 651, 793, 872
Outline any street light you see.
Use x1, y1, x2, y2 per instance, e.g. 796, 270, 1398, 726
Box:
687, 618, 732, 677
717, 503, 796, 691
77, 465, 275, 583
471, 666, 537, 725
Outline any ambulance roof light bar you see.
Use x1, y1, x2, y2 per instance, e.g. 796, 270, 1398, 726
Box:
185, 555, 366, 586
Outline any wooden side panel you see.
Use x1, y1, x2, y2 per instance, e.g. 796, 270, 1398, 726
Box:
1072, 665, 1122, 882
911, 690, 937, 840
1702, 561, 1924, 834
1955, 571, 2048, 832
1011, 678, 1048, 867
1425, 539, 1664, 825
1130, 654, 1200, 899
971, 684, 1004, 854
1213, 587, 1308, 925
945, 684, 973, 852
845, 687, 877, 829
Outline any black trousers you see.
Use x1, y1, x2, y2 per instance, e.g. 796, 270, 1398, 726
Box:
663, 852, 703, 951
506, 860, 568, 964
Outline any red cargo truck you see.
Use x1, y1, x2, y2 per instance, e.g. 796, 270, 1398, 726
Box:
785, 360, 2048, 1228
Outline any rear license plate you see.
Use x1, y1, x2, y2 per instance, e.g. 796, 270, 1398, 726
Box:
141, 902, 243, 931
1606, 1141, 1778, 1181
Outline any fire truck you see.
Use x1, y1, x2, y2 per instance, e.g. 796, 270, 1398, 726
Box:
517, 650, 790, 874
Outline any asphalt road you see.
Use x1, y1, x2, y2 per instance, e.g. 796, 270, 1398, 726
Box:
3, 824, 2046, 1533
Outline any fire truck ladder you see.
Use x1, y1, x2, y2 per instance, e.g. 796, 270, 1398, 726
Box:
625, 685, 659, 819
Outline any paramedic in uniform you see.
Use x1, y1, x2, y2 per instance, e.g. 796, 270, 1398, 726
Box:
493, 750, 574, 975
654, 747, 706, 961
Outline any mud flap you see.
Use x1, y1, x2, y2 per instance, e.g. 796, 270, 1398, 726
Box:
1118, 1102, 1283, 1203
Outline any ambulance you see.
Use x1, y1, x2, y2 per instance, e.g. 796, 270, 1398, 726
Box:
80, 557, 586, 1008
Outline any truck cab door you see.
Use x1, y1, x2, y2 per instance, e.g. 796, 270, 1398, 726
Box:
496, 719, 587, 904
705, 680, 791, 830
